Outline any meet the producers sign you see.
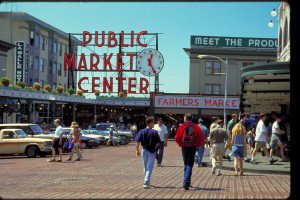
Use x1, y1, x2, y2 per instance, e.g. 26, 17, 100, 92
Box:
191, 36, 278, 48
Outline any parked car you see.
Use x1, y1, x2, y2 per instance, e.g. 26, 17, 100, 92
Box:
60, 128, 98, 150
88, 129, 119, 145
81, 130, 106, 145
0, 129, 52, 158
0, 124, 55, 139
95, 123, 133, 140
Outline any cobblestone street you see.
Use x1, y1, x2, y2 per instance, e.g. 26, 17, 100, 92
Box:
0, 141, 290, 199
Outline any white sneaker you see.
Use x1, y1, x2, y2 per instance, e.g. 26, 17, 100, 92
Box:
143, 184, 150, 189
217, 169, 222, 176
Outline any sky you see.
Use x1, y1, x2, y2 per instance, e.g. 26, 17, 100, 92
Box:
0, 2, 280, 95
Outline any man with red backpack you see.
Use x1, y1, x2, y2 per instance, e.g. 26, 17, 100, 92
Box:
175, 114, 205, 190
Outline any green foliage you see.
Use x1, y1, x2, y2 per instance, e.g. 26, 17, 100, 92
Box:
67, 87, 74, 95
95, 90, 100, 97
0, 77, 10, 87
17, 81, 26, 89
56, 86, 64, 93
33, 82, 41, 91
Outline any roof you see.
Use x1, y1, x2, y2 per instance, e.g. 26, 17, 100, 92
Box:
0, 40, 16, 52
0, 12, 81, 44
183, 47, 277, 58
241, 61, 290, 77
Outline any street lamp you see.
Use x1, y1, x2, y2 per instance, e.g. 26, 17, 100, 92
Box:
268, 8, 278, 28
197, 54, 228, 127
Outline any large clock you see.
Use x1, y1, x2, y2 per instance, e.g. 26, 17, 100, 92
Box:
136, 48, 164, 76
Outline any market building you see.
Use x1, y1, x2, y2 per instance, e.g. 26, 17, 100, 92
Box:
240, 2, 290, 116
0, 12, 80, 90
0, 12, 81, 123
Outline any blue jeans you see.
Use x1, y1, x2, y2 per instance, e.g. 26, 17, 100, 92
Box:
156, 141, 165, 164
195, 144, 205, 165
142, 148, 156, 185
181, 147, 197, 187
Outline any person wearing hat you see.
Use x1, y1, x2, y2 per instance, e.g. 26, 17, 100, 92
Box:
134, 117, 161, 189
153, 118, 169, 167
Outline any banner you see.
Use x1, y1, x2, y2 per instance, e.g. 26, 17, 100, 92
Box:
155, 96, 240, 110
15, 41, 24, 84
24, 43, 29, 85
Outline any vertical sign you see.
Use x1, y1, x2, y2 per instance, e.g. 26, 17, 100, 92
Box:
24, 43, 29, 85
15, 41, 24, 84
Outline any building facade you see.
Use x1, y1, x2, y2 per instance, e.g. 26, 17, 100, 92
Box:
184, 36, 277, 96
240, 2, 290, 115
0, 12, 80, 91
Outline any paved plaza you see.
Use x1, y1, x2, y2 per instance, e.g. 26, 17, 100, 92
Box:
0, 141, 290, 199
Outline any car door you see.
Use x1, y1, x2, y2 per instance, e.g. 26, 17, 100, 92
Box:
2, 131, 20, 154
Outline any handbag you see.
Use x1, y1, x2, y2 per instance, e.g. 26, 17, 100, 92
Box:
203, 144, 210, 156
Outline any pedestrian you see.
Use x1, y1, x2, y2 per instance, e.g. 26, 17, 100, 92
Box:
210, 116, 218, 132
66, 122, 83, 161
246, 127, 255, 154
237, 113, 251, 163
175, 114, 204, 190
48, 119, 64, 162
195, 118, 209, 167
251, 113, 278, 165
231, 123, 246, 176
153, 118, 168, 167
210, 120, 230, 176
108, 124, 115, 146
134, 117, 161, 189
223, 114, 238, 161
270, 113, 288, 162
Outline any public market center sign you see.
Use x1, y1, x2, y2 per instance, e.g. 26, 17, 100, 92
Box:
191, 36, 278, 48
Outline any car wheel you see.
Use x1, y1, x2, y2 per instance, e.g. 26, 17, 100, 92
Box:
81, 142, 87, 149
26, 146, 38, 158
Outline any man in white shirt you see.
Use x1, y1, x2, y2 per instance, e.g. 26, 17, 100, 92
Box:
270, 114, 288, 162
153, 118, 168, 167
251, 113, 278, 165
48, 119, 64, 162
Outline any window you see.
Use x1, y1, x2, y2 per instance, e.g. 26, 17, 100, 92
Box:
205, 61, 221, 75
58, 63, 62, 76
53, 42, 57, 53
34, 57, 39, 70
3, 131, 16, 139
41, 35, 45, 50
205, 84, 221, 94
53, 62, 57, 75
59, 43, 63, 56
40, 58, 45, 72
213, 85, 220, 94
35, 33, 40, 47
205, 84, 212, 94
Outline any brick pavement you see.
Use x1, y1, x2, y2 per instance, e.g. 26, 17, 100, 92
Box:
0, 141, 290, 199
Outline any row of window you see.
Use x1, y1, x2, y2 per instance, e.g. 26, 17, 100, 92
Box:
34, 57, 67, 77
205, 61, 255, 75
205, 84, 220, 95
35, 34, 68, 56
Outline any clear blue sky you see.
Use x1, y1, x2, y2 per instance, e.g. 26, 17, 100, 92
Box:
1, 2, 279, 94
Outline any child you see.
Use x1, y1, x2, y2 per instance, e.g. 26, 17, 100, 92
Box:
66, 123, 82, 161
231, 123, 246, 176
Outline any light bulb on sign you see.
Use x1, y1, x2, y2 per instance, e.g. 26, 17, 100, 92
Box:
268, 20, 274, 28
271, 9, 277, 17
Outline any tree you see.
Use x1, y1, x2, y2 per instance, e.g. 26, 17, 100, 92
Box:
17, 81, 26, 89
44, 84, 51, 92
33, 82, 41, 91
56, 86, 64, 94
67, 88, 74, 95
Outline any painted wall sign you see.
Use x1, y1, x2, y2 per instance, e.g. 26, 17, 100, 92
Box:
15, 41, 24, 84
154, 96, 240, 109
191, 36, 278, 48
24, 43, 29, 85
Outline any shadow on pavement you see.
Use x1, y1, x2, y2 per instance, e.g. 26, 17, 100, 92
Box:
151, 185, 177, 189
190, 187, 225, 191
223, 174, 265, 177
160, 166, 183, 168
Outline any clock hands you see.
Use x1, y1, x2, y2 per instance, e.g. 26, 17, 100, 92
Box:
147, 54, 156, 74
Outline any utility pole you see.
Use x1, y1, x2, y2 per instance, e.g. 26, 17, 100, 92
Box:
155, 33, 159, 93
68, 33, 75, 90
118, 34, 123, 94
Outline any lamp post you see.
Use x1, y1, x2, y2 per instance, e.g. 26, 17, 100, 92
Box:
197, 55, 228, 128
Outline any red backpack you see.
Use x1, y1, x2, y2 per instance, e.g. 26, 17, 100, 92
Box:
182, 123, 195, 147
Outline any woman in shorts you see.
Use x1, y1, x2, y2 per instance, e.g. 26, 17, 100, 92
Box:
231, 123, 246, 176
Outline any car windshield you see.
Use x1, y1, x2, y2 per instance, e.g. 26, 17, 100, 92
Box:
15, 130, 28, 138
29, 125, 44, 135
96, 124, 110, 131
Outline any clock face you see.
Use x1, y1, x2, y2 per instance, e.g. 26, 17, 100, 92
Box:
136, 48, 164, 76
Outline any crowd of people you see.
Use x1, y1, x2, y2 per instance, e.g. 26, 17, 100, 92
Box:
134, 112, 290, 190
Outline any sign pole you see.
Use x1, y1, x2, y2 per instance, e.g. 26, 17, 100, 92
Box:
155, 33, 159, 93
